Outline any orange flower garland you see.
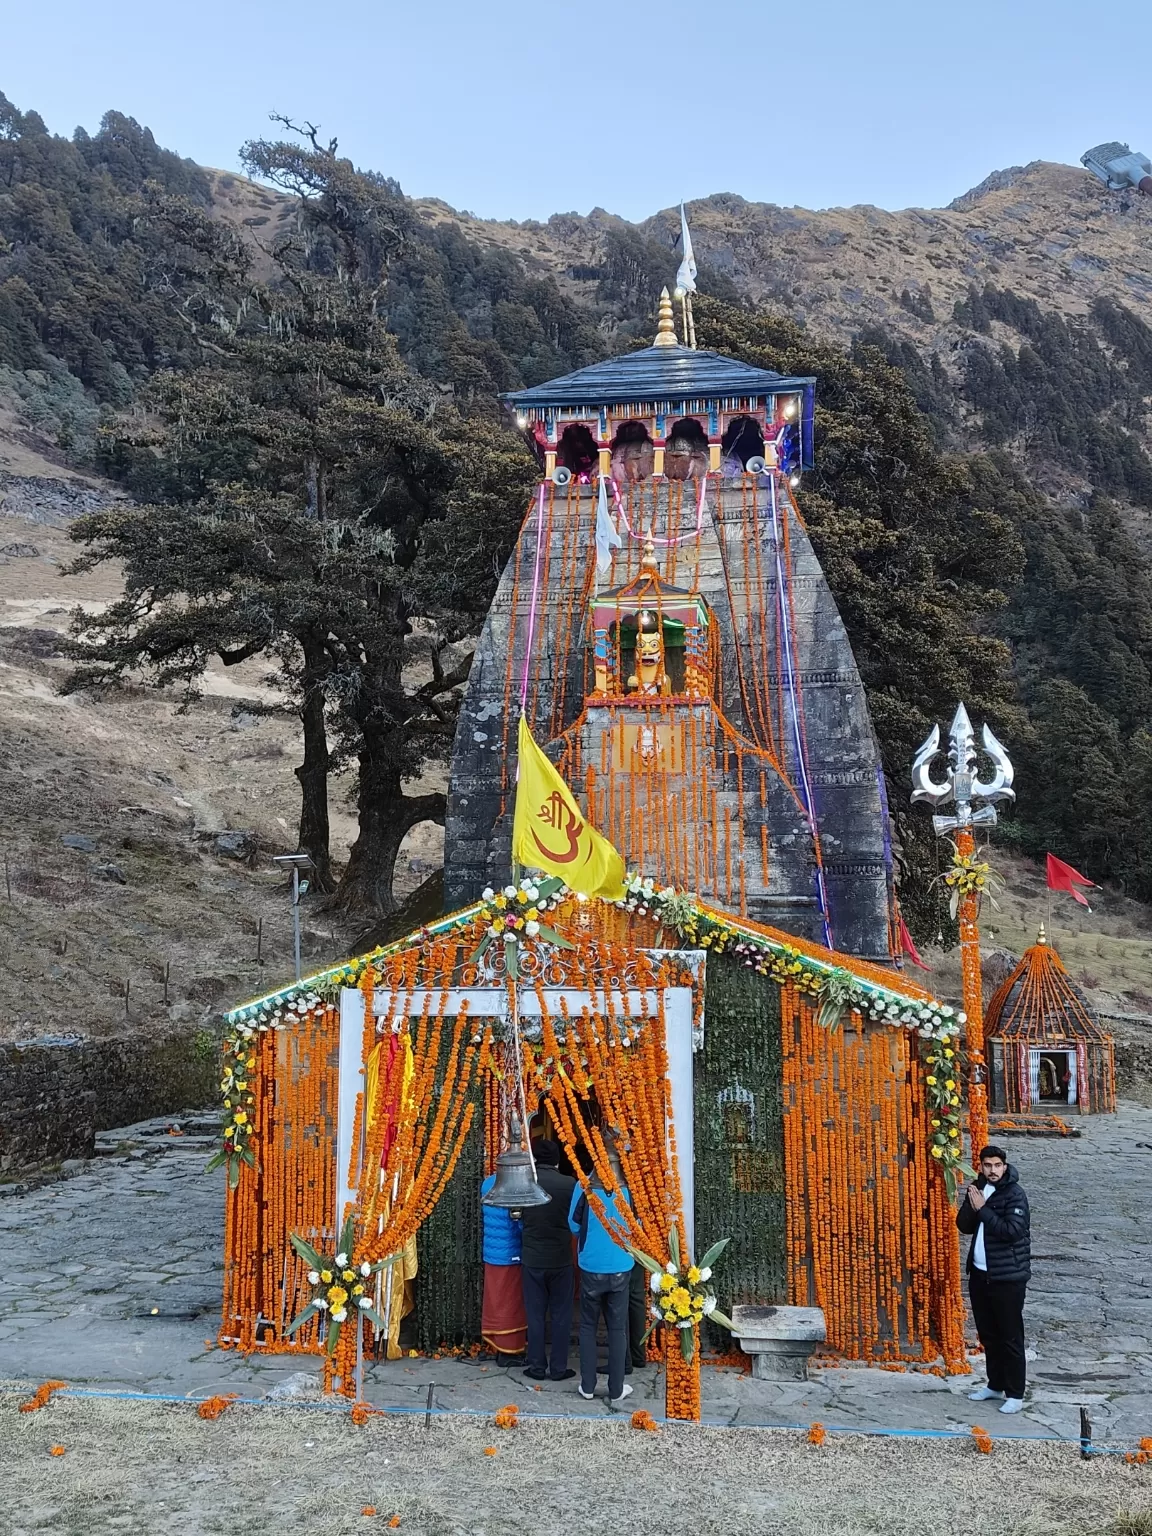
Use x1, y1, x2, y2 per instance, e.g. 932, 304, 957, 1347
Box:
807, 1423, 827, 1446
630, 1410, 660, 1432
971, 1425, 993, 1455
19, 1381, 66, 1413
197, 1394, 238, 1421
494, 1405, 519, 1429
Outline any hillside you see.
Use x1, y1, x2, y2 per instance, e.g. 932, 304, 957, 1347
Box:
2, 94, 1152, 974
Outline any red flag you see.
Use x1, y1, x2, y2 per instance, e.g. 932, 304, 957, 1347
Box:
1046, 853, 1095, 910
898, 914, 932, 971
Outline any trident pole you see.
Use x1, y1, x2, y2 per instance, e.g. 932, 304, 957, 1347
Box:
954, 822, 989, 1155
911, 704, 1015, 1162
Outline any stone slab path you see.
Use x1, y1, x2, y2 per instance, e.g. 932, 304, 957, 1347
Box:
2, 1104, 1150, 1444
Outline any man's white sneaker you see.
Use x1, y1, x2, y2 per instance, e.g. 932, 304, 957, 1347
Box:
967, 1386, 1005, 1401
578, 1385, 596, 1400
998, 1397, 1025, 1414
609, 1382, 634, 1406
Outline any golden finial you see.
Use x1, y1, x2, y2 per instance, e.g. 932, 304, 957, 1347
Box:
1037, 923, 1047, 945
652, 287, 679, 348
641, 532, 659, 572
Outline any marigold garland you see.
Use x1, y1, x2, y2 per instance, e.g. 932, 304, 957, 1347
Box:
971, 1425, 993, 1455
19, 1381, 66, 1413
630, 1410, 660, 1432
494, 1405, 519, 1429
197, 1394, 238, 1421
807, 1422, 827, 1446
350, 1402, 383, 1426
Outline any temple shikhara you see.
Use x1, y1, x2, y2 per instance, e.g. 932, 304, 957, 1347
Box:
217, 284, 975, 1417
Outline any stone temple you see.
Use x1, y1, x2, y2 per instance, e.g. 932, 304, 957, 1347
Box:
445, 294, 893, 960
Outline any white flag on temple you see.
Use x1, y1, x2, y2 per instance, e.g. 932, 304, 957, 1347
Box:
675, 202, 697, 295
595, 474, 622, 575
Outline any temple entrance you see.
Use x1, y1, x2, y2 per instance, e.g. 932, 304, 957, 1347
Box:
1031, 1047, 1077, 1104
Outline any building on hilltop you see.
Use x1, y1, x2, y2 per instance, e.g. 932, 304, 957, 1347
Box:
217, 290, 972, 1388
985, 929, 1116, 1116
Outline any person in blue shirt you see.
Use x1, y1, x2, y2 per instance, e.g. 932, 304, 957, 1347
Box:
568, 1157, 634, 1406
480, 1171, 526, 1363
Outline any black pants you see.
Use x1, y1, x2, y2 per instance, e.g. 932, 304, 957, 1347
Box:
969, 1268, 1027, 1399
627, 1261, 648, 1368
579, 1269, 629, 1400
522, 1264, 574, 1378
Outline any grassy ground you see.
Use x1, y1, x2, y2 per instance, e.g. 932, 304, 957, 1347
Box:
4, 1391, 1151, 1536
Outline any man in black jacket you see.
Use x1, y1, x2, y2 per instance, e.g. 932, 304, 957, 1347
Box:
519, 1140, 577, 1381
956, 1144, 1032, 1413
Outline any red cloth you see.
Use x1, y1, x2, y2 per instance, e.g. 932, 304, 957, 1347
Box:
898, 915, 932, 971
481, 1264, 527, 1356
1046, 853, 1095, 909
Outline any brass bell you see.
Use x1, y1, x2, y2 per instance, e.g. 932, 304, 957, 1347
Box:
482, 1118, 551, 1212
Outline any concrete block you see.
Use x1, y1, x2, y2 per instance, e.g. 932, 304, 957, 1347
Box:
733, 1303, 826, 1381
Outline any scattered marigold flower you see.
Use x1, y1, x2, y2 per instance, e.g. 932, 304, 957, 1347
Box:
879, 1363, 907, 1373
388, 1518, 401, 1529
630, 1410, 660, 1432
807, 1422, 827, 1446
49, 1446, 65, 1457
350, 1402, 383, 1426
483, 1446, 498, 1456
361, 1507, 377, 1517
971, 1425, 993, 1455
197, 1393, 239, 1421
19, 1381, 67, 1414
494, 1405, 518, 1429
1140, 1437, 1152, 1453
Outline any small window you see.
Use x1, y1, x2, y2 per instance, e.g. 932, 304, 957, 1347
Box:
610, 420, 654, 484
720, 414, 764, 474
665, 417, 710, 481
557, 423, 599, 479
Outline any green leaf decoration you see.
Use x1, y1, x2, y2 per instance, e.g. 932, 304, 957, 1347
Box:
707, 1308, 734, 1332
289, 1233, 325, 1271
227, 1154, 242, 1191
205, 1150, 227, 1173
505, 940, 519, 980
326, 1316, 343, 1356
359, 1304, 387, 1331
679, 1326, 695, 1364
338, 1212, 356, 1260
697, 1237, 730, 1272
471, 935, 492, 965
668, 1224, 681, 1273
626, 1246, 665, 1276
535, 924, 574, 950
284, 1302, 318, 1336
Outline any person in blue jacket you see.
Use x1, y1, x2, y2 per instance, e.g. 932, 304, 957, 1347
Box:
480, 1172, 526, 1363
568, 1154, 634, 1405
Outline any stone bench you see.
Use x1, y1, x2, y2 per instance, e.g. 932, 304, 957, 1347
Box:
731, 1304, 826, 1380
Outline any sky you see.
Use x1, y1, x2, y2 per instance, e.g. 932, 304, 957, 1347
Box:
4, 0, 1150, 224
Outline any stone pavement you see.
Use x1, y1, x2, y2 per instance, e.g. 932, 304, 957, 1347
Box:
2, 1105, 1150, 1443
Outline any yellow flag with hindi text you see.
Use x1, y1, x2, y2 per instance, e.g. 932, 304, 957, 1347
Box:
512, 716, 626, 900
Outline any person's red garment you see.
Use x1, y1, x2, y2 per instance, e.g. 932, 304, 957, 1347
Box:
482, 1264, 527, 1356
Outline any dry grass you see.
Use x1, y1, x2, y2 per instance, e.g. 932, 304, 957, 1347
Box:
3, 1390, 1151, 1536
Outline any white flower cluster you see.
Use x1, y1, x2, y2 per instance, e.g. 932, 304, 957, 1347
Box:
858, 994, 966, 1042
233, 991, 322, 1038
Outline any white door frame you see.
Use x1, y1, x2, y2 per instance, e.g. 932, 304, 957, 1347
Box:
337, 983, 696, 1254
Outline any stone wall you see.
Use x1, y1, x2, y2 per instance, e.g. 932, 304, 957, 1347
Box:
0, 1027, 222, 1170
445, 474, 891, 958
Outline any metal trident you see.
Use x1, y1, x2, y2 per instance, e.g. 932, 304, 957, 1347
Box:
911, 703, 1015, 836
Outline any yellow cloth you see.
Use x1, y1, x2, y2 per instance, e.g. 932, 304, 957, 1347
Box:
512, 715, 626, 899
363, 1035, 419, 1359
